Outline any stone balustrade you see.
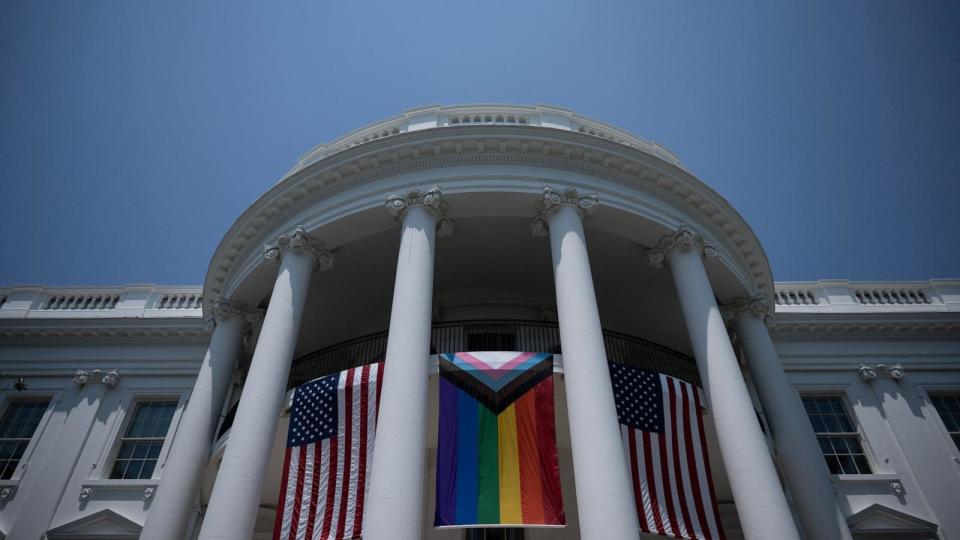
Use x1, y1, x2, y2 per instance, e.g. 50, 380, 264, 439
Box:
0, 285, 204, 319
773, 280, 959, 313
156, 293, 203, 310
291, 104, 683, 172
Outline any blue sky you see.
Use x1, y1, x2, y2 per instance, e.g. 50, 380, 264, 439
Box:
1, 1, 958, 285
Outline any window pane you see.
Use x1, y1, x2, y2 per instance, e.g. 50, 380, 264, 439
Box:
146, 442, 163, 459
818, 437, 832, 454
124, 460, 145, 480
140, 460, 157, 479
0, 401, 47, 438
1, 459, 19, 480
803, 395, 871, 474
948, 397, 960, 413
0, 400, 49, 480
111, 459, 129, 479
110, 400, 177, 480
930, 394, 960, 454
828, 399, 844, 414
132, 442, 150, 459
836, 454, 855, 474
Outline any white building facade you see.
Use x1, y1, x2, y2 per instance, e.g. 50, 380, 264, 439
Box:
0, 105, 958, 540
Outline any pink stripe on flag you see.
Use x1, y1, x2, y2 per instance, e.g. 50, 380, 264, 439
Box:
453, 351, 537, 380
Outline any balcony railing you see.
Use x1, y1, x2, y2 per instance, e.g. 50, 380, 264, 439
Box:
288, 319, 698, 388
217, 320, 697, 439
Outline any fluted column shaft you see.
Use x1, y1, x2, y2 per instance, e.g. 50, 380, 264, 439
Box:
364, 187, 449, 540
653, 228, 800, 540
142, 300, 255, 540
536, 187, 640, 540
730, 302, 852, 540
199, 228, 325, 540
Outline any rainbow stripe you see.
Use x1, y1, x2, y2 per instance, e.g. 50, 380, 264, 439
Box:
435, 353, 565, 527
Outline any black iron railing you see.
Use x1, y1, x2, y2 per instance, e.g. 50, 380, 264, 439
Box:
288, 319, 698, 388
217, 320, 698, 439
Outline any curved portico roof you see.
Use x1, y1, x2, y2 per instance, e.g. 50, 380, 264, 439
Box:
202, 104, 774, 315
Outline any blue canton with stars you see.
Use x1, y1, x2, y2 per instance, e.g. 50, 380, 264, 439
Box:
287, 372, 339, 447
609, 363, 665, 433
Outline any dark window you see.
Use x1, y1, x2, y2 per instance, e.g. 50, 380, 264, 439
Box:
464, 529, 525, 540
467, 332, 517, 352
0, 400, 49, 479
802, 396, 872, 474
110, 400, 177, 479
929, 394, 960, 451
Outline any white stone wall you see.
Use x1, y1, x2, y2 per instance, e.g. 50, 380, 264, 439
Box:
0, 341, 208, 539
775, 337, 960, 539
1, 281, 958, 539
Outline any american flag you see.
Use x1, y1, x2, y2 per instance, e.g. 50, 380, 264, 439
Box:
274, 362, 383, 540
610, 363, 725, 540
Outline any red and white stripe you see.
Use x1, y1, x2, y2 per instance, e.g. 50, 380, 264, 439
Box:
274, 363, 382, 540
622, 374, 725, 540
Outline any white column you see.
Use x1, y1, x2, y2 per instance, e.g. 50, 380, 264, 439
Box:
724, 296, 852, 540
647, 226, 800, 540
364, 186, 451, 540
533, 187, 640, 540
141, 298, 261, 540
198, 227, 332, 540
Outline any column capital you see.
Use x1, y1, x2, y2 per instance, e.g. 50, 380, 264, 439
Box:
262, 226, 335, 271
211, 297, 264, 326
530, 186, 599, 237
722, 294, 776, 327
385, 185, 453, 237
645, 225, 719, 268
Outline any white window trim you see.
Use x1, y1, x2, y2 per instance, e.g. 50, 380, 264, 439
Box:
0, 388, 62, 481
94, 387, 189, 481
916, 385, 960, 461
797, 388, 878, 476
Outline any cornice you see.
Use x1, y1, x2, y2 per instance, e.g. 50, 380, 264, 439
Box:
772, 312, 960, 341
203, 124, 774, 313
0, 318, 210, 344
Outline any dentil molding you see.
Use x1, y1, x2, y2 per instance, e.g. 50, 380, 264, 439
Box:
262, 226, 335, 271
384, 185, 454, 237
201, 124, 775, 312
530, 186, 599, 237
646, 225, 719, 269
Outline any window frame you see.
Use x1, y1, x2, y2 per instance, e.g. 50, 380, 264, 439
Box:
918, 386, 960, 459
800, 392, 875, 476
100, 391, 186, 481
0, 391, 58, 481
